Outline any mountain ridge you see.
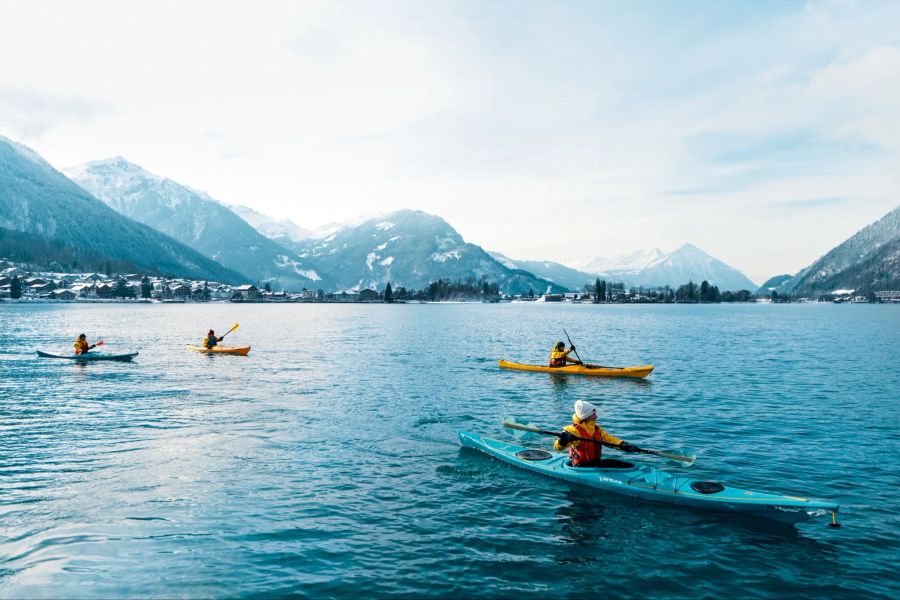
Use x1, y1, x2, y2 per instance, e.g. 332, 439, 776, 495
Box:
294, 209, 563, 295
67, 157, 330, 290
775, 204, 900, 296
578, 243, 757, 291
0, 136, 246, 283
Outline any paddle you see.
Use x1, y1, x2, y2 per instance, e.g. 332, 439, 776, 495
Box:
81, 339, 103, 354
562, 329, 625, 370
502, 416, 696, 466
562, 328, 584, 365
220, 323, 239, 339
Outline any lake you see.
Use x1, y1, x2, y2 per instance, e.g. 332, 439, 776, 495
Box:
1, 302, 898, 598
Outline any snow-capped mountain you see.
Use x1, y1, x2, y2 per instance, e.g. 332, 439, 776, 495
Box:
231, 204, 313, 252
489, 252, 598, 291
581, 243, 757, 291
774, 204, 900, 296
0, 137, 245, 283
577, 248, 666, 275
67, 158, 329, 290
295, 209, 562, 294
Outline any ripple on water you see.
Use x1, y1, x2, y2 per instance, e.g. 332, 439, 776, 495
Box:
0, 303, 898, 599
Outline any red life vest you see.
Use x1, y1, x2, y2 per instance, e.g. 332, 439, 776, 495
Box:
74, 339, 89, 354
549, 349, 567, 366
569, 422, 603, 466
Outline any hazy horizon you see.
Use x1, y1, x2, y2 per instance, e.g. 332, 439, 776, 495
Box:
2, 0, 899, 282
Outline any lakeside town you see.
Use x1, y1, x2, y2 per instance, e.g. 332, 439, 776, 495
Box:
2, 258, 896, 304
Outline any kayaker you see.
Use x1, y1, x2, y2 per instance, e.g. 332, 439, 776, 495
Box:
549, 341, 581, 367
73, 333, 97, 355
203, 329, 223, 349
555, 400, 638, 467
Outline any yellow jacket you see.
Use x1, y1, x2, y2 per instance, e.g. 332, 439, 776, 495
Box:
554, 415, 622, 451
550, 347, 575, 366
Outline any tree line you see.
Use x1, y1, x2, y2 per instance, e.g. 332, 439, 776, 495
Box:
585, 278, 753, 303
382, 277, 502, 302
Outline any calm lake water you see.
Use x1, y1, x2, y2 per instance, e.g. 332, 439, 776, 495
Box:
1, 302, 898, 599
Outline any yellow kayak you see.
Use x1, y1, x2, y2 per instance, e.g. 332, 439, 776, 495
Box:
498, 359, 653, 379
186, 345, 251, 356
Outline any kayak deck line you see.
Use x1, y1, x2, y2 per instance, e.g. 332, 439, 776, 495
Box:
458, 431, 840, 525
498, 359, 653, 379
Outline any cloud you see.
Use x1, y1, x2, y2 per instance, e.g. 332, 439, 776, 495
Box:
774, 196, 850, 209
0, 86, 110, 140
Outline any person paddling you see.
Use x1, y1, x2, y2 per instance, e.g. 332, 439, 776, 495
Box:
555, 400, 638, 467
549, 341, 581, 367
203, 329, 223, 349
73, 333, 98, 355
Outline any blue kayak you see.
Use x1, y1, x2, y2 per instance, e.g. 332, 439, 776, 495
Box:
37, 350, 138, 362
458, 431, 839, 526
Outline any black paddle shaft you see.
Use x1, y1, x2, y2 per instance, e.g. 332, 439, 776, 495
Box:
562, 329, 585, 364
515, 425, 631, 452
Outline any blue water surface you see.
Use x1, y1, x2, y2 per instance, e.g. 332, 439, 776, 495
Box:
1, 303, 898, 599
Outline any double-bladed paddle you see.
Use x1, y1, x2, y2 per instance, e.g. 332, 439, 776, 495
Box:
562, 329, 625, 370
502, 416, 696, 466
221, 323, 239, 339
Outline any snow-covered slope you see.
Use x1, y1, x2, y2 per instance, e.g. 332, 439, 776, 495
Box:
295, 210, 562, 294
67, 158, 329, 290
0, 137, 245, 283
231, 204, 313, 251
775, 205, 900, 296
581, 243, 757, 291
578, 248, 665, 275
489, 252, 597, 291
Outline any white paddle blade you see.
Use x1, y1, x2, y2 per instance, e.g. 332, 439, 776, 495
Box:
501, 416, 539, 439
657, 448, 697, 467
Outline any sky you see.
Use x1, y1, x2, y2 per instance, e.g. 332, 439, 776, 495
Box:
1, 0, 899, 283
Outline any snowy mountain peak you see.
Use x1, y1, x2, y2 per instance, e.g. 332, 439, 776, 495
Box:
69, 156, 158, 181
579, 244, 756, 291
579, 248, 665, 274
67, 159, 329, 290
232, 205, 314, 244
294, 209, 559, 294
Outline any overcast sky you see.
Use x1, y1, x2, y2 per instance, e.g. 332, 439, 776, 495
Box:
1, 0, 899, 282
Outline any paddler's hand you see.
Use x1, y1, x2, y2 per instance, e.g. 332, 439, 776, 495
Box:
569, 345, 576, 351
618, 442, 639, 453
557, 431, 576, 445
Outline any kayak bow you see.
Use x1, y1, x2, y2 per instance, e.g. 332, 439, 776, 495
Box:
458, 431, 839, 525
499, 359, 653, 379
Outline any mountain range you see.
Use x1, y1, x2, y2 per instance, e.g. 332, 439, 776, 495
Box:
4, 132, 895, 298
0, 137, 244, 283
489, 252, 599, 291
231, 204, 315, 253
773, 204, 900, 296
294, 210, 561, 294
576, 244, 758, 292
67, 158, 329, 290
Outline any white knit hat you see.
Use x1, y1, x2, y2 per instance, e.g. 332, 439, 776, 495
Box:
574, 400, 598, 421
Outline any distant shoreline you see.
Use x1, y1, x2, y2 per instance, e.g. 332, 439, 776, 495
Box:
2, 298, 892, 306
